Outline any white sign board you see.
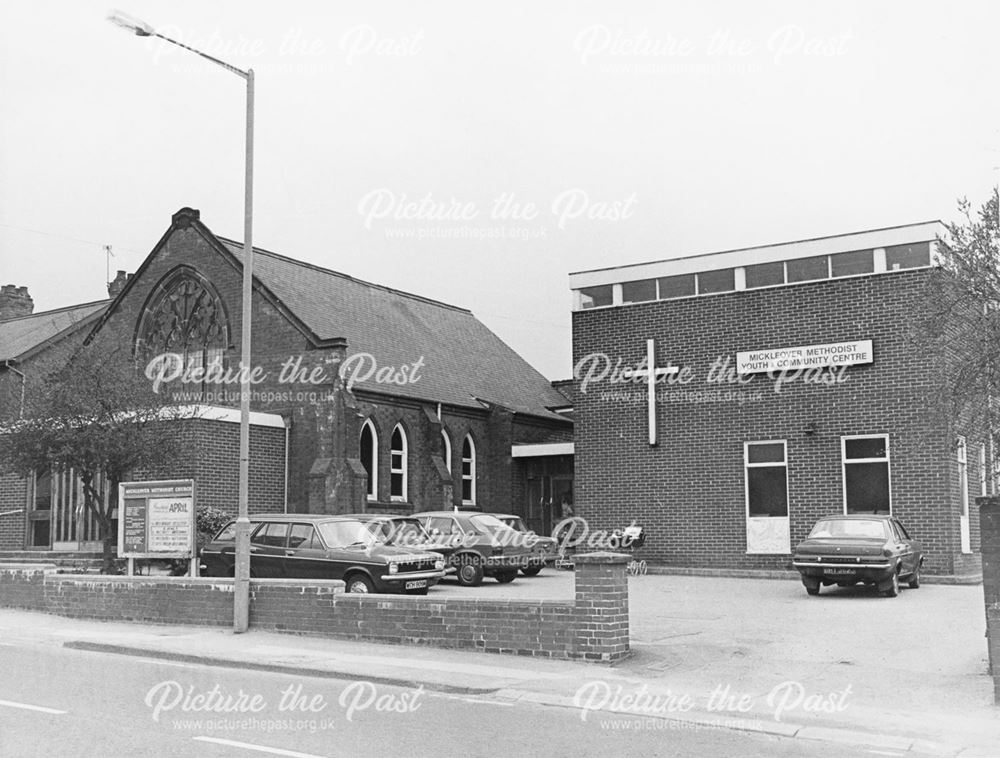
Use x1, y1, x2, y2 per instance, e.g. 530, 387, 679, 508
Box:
736, 340, 873, 374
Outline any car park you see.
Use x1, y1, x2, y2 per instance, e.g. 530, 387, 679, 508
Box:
199, 514, 447, 594
493, 513, 558, 576
792, 514, 923, 597
412, 510, 534, 586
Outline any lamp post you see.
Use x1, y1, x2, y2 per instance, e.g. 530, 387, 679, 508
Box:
108, 10, 254, 633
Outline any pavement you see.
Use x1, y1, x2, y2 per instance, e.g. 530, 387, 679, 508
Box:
2, 571, 999, 756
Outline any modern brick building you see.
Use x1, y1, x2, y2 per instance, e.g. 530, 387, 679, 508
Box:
0, 207, 571, 554
570, 221, 984, 576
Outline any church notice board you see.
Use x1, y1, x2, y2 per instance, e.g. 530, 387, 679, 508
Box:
117, 479, 196, 560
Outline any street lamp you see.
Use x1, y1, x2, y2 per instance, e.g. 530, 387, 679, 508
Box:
108, 9, 255, 634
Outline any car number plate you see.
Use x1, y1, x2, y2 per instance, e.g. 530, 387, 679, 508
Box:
405, 580, 427, 589
826, 568, 856, 575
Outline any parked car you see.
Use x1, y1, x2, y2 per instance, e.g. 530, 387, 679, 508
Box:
493, 514, 558, 576
411, 510, 535, 586
199, 514, 447, 594
792, 514, 923, 597
343, 513, 458, 565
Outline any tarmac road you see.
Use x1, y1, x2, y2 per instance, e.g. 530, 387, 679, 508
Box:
0, 636, 910, 758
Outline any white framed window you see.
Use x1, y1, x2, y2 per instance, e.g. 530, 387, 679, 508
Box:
359, 419, 378, 501
744, 441, 788, 518
842, 435, 891, 514
461, 435, 476, 505
441, 429, 451, 472
958, 436, 971, 553
957, 436, 968, 512
980, 443, 987, 497
390, 424, 407, 501
992, 434, 999, 495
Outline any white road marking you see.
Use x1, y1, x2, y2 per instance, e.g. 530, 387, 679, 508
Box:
193, 736, 329, 758
457, 698, 514, 707
143, 659, 204, 671
426, 691, 516, 706
866, 751, 905, 757
0, 698, 66, 714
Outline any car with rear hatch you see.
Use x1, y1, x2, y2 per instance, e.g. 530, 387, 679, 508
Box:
492, 513, 558, 576
792, 514, 923, 597
411, 510, 534, 586
199, 514, 447, 594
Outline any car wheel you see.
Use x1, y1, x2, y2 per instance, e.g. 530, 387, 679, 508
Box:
883, 570, 900, 597
521, 565, 544, 577
346, 573, 374, 594
494, 570, 518, 584
456, 555, 484, 587
908, 564, 921, 589
803, 579, 820, 596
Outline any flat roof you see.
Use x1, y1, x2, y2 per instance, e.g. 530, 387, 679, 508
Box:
569, 220, 946, 290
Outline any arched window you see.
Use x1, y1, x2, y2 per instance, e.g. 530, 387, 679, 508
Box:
462, 435, 476, 505
360, 419, 378, 501
135, 267, 230, 386
440, 429, 452, 472
390, 424, 407, 501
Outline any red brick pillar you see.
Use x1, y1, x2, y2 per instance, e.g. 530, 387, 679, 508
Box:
978, 496, 1000, 703
572, 551, 630, 662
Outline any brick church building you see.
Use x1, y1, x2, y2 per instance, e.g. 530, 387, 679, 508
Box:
570, 221, 985, 576
0, 207, 572, 554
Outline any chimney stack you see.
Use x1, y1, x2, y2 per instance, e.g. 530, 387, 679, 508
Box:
0, 285, 34, 320
108, 270, 130, 298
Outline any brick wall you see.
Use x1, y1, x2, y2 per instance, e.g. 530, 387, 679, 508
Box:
353, 396, 490, 513
0, 473, 26, 550
573, 269, 968, 574
0, 552, 630, 661
131, 418, 286, 517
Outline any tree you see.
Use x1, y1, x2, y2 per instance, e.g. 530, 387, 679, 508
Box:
916, 188, 1000, 450
0, 342, 186, 572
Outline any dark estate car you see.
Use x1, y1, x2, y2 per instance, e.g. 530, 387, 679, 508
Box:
412, 510, 535, 586
342, 513, 458, 563
792, 514, 924, 597
493, 513, 558, 576
199, 514, 447, 594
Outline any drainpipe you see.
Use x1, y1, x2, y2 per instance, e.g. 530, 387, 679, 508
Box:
3, 361, 26, 419
283, 417, 291, 514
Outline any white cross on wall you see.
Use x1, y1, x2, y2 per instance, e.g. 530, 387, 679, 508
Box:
633, 338, 678, 446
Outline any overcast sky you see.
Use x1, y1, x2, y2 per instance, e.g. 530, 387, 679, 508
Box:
2, 1, 998, 379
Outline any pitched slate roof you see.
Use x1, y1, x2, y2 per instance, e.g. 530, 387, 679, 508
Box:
0, 300, 109, 362
219, 239, 568, 420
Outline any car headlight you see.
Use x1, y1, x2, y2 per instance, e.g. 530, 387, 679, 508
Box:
434, 559, 445, 571
388, 562, 398, 574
